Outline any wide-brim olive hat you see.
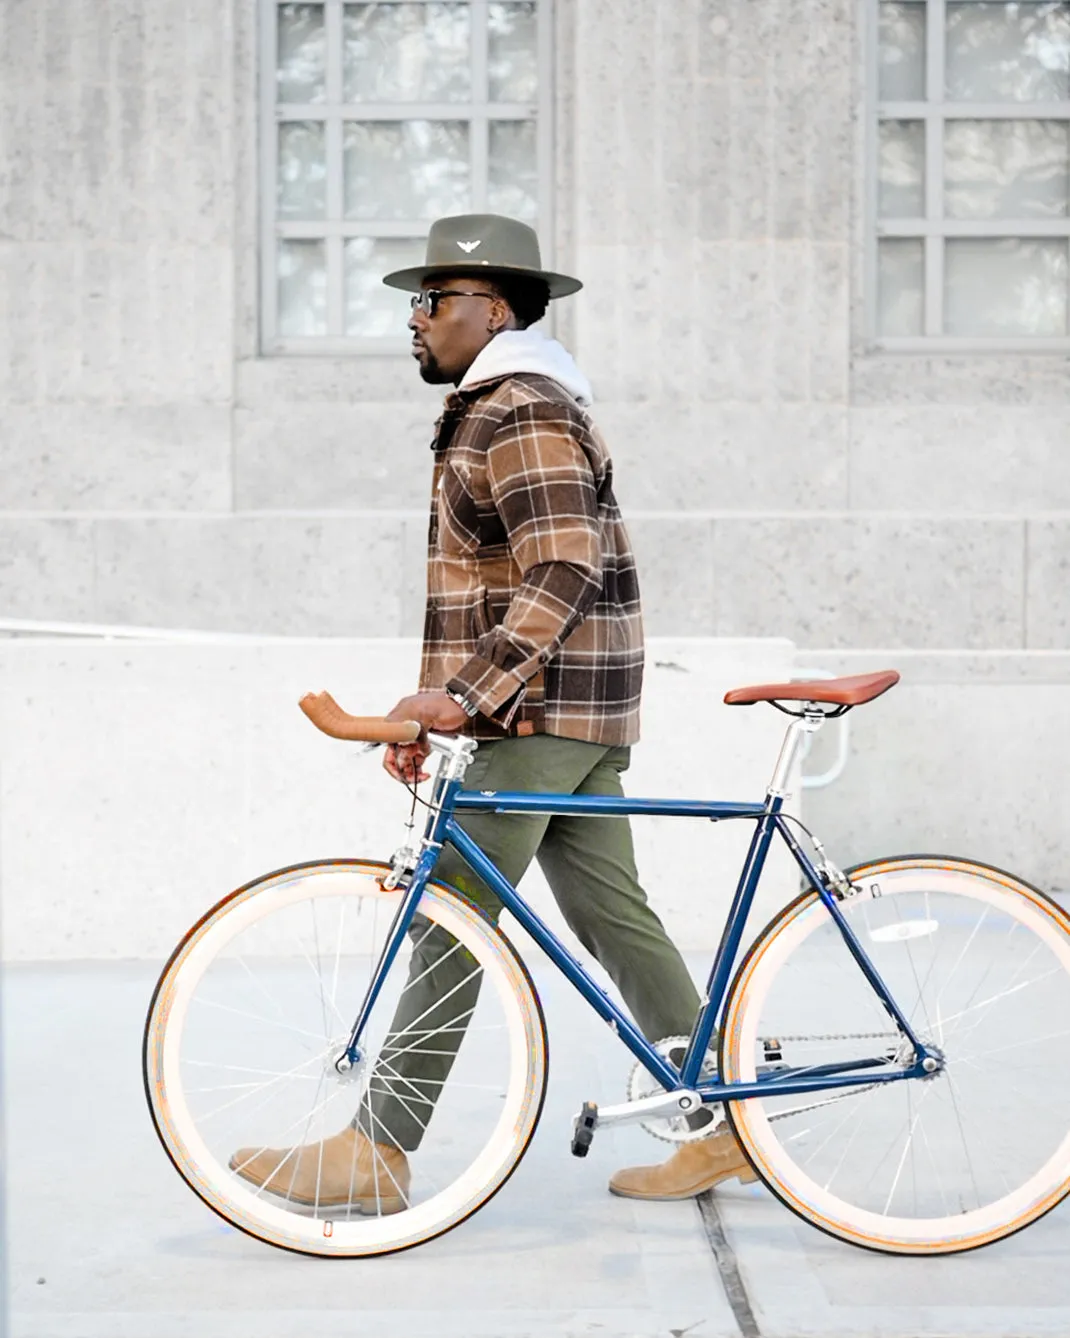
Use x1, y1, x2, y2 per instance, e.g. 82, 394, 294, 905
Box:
382, 213, 582, 299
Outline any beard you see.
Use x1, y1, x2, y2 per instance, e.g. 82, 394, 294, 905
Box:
416, 347, 451, 384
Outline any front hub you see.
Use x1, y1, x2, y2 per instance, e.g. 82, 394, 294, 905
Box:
329, 1043, 366, 1083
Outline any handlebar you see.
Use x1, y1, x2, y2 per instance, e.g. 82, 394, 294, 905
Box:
298, 691, 421, 745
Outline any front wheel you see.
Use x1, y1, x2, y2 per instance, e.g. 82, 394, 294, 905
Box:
720, 855, 1070, 1254
143, 860, 548, 1257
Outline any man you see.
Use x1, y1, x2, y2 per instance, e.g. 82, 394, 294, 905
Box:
233, 214, 755, 1209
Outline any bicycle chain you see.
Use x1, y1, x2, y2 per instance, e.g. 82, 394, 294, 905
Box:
763, 1083, 885, 1124
756, 1032, 900, 1124
764, 1031, 898, 1043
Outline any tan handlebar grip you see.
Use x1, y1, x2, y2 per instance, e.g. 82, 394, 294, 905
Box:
298, 691, 422, 745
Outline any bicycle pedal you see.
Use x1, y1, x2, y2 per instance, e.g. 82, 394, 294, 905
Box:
570, 1100, 598, 1158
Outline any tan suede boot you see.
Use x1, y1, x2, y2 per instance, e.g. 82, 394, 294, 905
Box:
609, 1124, 758, 1200
229, 1127, 410, 1213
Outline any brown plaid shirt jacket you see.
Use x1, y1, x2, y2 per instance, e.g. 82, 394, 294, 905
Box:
419, 372, 644, 745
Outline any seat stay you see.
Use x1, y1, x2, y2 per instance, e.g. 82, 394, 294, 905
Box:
775, 814, 927, 1053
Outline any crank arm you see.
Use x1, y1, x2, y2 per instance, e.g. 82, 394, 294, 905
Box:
582, 1088, 705, 1131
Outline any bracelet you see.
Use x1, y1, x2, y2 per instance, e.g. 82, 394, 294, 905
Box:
446, 689, 479, 718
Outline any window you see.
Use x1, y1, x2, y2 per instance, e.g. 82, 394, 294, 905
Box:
261, 0, 551, 353
869, 1, 1070, 348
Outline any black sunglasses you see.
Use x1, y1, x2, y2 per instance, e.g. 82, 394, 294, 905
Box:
409, 289, 495, 318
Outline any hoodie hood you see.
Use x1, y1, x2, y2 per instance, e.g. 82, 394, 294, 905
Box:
458, 327, 593, 407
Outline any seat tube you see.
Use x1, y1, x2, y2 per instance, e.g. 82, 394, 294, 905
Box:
679, 808, 781, 1086
678, 712, 821, 1087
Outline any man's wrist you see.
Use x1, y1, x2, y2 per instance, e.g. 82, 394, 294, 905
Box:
445, 688, 479, 718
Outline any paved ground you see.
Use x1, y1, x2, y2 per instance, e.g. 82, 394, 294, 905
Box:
3, 956, 1069, 1338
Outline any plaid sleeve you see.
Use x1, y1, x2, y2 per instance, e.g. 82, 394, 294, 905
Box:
445, 401, 603, 725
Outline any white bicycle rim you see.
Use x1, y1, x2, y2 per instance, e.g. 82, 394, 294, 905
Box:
144, 861, 547, 1257
722, 858, 1070, 1254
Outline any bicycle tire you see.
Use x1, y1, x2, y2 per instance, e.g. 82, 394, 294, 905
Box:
719, 854, 1070, 1254
143, 858, 549, 1257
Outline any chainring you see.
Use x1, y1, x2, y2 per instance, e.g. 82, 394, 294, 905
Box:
626, 1035, 725, 1144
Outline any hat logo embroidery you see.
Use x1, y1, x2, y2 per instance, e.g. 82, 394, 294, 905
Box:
457, 239, 482, 253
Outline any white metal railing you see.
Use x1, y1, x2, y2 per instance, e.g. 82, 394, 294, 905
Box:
793, 669, 851, 791
0, 618, 295, 643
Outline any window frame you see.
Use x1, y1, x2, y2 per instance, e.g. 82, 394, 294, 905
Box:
865, 0, 1070, 351
259, 0, 555, 355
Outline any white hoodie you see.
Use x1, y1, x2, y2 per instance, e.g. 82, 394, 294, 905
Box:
458, 327, 593, 407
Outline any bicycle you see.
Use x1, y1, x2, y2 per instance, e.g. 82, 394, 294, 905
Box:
143, 669, 1070, 1258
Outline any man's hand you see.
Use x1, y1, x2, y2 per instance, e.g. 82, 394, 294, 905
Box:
382, 691, 472, 785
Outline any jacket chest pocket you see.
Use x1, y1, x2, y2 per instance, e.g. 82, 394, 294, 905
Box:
438, 460, 508, 556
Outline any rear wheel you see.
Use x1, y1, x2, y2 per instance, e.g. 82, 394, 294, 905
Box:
720, 856, 1070, 1254
144, 860, 548, 1257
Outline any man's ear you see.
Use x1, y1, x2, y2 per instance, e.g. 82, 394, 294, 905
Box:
488, 297, 513, 333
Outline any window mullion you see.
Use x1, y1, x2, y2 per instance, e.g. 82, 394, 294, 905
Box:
471, 0, 489, 208
537, 0, 554, 271
924, 0, 946, 337
325, 0, 345, 336
865, 0, 880, 340
262, 0, 281, 348
266, 0, 549, 351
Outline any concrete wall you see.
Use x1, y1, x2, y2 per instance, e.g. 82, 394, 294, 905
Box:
1, 0, 1066, 642
0, 0, 1067, 903
0, 637, 799, 960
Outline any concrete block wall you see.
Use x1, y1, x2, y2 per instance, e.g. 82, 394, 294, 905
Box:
0, 0, 1067, 891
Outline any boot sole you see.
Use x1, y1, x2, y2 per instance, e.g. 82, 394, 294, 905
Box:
232, 1166, 407, 1213
608, 1167, 759, 1201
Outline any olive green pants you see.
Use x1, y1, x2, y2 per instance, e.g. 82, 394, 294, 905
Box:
358, 735, 701, 1152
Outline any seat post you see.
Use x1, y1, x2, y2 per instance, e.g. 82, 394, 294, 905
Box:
766, 708, 825, 799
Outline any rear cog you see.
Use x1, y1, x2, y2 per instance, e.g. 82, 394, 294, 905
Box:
626, 1036, 724, 1144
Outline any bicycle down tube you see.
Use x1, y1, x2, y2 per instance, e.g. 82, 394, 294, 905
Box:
341, 776, 935, 1104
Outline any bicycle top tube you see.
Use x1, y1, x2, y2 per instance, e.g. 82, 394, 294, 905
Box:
422, 731, 769, 820
452, 791, 768, 819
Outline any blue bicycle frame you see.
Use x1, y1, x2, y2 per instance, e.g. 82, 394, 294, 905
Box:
343, 766, 938, 1104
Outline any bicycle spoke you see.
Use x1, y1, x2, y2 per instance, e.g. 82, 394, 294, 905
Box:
941, 956, 1055, 1047
233, 953, 297, 1030
230, 1075, 334, 1187
310, 897, 330, 1042
395, 938, 467, 1000
889, 897, 936, 1038
374, 998, 481, 1066
932, 903, 991, 1020
956, 1024, 1070, 1066
190, 996, 324, 1044
881, 1083, 936, 1215
938, 1071, 1012, 1199
366, 1078, 434, 1132
822, 1098, 871, 1193
358, 1097, 415, 1207
329, 897, 347, 1023
928, 919, 1022, 1043
194, 1050, 330, 1124
184, 1074, 321, 1094
297, 928, 348, 1038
